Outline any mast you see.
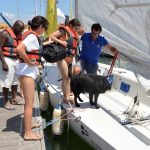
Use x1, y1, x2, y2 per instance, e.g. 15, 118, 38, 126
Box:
17, 0, 19, 19
40, 0, 42, 15
45, 0, 57, 36
69, 0, 73, 19
34, 0, 37, 16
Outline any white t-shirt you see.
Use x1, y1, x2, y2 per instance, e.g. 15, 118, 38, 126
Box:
16, 34, 40, 79
22, 34, 40, 52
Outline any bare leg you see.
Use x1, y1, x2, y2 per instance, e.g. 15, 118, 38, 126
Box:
57, 60, 71, 101
11, 85, 24, 105
19, 76, 41, 140
3, 87, 14, 109
3, 87, 9, 104
11, 85, 18, 101
17, 85, 24, 98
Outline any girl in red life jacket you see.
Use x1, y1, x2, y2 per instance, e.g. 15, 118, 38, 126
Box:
49, 18, 81, 104
16, 16, 49, 141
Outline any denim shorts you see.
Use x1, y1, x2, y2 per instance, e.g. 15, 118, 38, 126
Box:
80, 59, 98, 74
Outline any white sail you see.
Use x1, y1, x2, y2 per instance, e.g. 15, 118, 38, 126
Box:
75, 0, 150, 77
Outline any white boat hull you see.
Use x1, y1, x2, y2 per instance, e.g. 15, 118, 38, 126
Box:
42, 63, 150, 150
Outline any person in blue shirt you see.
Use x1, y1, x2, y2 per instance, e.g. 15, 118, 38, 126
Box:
80, 23, 117, 74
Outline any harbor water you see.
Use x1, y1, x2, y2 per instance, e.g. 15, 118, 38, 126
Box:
42, 104, 95, 150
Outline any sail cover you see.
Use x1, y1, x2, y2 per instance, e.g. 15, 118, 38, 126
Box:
75, 0, 150, 71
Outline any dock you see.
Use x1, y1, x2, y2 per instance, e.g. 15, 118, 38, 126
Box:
0, 91, 45, 150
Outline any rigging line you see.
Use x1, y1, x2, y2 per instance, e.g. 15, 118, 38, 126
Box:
125, 0, 136, 43
116, 2, 150, 9
33, 109, 75, 132
121, 116, 150, 126
137, 0, 145, 51
110, 2, 150, 16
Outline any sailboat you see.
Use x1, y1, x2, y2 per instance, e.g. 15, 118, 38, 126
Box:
43, 0, 150, 149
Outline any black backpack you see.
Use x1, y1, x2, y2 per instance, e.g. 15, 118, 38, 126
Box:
42, 43, 67, 63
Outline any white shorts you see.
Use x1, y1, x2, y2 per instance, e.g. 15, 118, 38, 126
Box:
0, 57, 19, 89
15, 63, 39, 80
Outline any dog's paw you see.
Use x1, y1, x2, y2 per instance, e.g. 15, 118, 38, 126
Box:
90, 102, 94, 105
95, 105, 100, 109
75, 103, 80, 107
79, 99, 83, 102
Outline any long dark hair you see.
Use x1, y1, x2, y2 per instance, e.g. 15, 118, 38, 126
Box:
28, 16, 48, 30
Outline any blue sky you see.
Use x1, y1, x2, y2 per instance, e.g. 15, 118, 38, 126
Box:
0, 0, 70, 23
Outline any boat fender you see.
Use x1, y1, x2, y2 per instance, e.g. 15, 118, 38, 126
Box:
75, 116, 81, 122
39, 91, 49, 111
52, 104, 65, 135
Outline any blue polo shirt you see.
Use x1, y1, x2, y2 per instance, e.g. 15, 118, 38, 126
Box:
80, 33, 108, 64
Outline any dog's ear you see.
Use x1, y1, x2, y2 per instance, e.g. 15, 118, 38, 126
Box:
102, 80, 111, 91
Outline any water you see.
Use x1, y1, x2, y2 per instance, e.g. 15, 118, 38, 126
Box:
41, 104, 94, 150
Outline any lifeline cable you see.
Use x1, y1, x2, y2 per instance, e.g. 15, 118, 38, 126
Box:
32, 109, 79, 132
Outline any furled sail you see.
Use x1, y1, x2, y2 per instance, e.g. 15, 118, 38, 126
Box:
75, 0, 150, 76
46, 0, 57, 36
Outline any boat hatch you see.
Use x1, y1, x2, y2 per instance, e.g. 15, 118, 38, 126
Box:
120, 82, 130, 93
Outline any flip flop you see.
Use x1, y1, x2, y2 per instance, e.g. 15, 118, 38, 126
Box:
70, 92, 74, 96
24, 134, 43, 141
68, 99, 75, 104
4, 105, 15, 110
62, 97, 74, 105
17, 92, 23, 98
11, 99, 24, 105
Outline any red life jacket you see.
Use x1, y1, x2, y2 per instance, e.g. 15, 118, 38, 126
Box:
2, 28, 22, 59
59, 26, 79, 63
21, 30, 42, 65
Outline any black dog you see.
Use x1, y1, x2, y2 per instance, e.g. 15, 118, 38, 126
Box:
70, 74, 111, 109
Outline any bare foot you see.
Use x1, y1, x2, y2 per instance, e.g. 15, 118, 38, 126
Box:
62, 97, 74, 104
70, 92, 74, 96
17, 92, 24, 98
24, 132, 42, 141
32, 122, 41, 128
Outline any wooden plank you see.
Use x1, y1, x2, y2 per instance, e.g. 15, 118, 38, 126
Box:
0, 91, 45, 150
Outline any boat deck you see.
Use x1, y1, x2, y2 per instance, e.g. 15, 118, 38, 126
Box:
0, 91, 45, 150
43, 63, 150, 149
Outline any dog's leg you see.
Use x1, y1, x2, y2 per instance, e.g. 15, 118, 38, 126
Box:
94, 93, 100, 109
78, 94, 83, 102
89, 93, 94, 105
74, 94, 80, 107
